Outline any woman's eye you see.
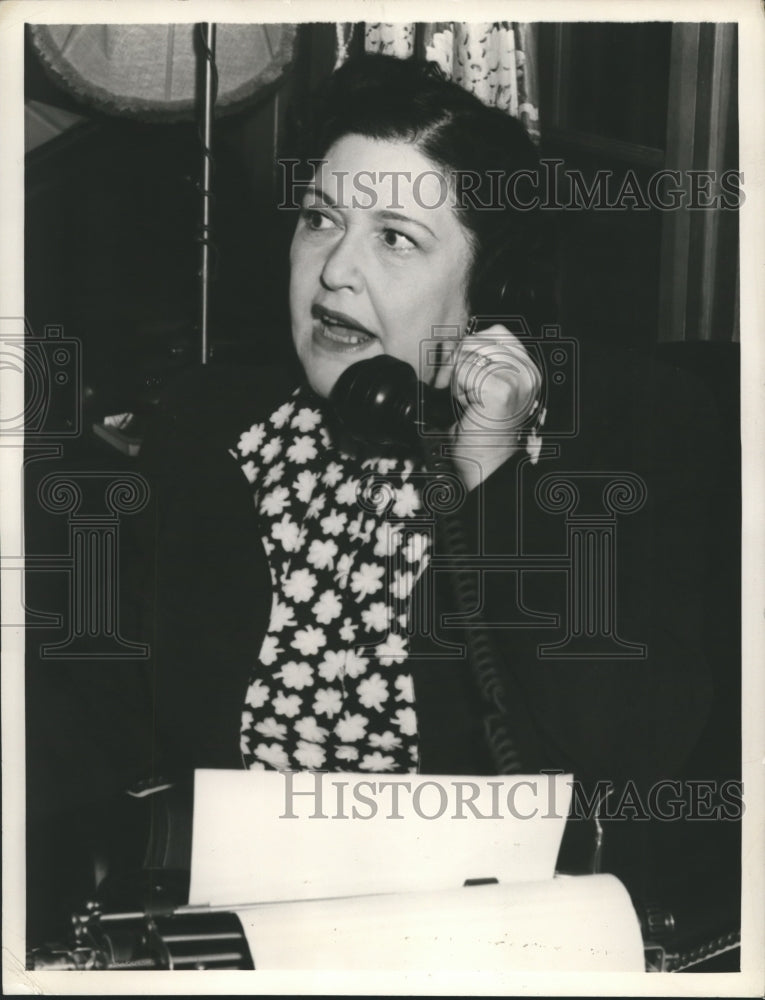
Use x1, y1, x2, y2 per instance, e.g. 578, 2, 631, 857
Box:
382, 228, 417, 251
301, 208, 334, 231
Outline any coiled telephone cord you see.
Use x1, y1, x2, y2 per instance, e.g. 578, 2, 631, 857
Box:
435, 503, 524, 776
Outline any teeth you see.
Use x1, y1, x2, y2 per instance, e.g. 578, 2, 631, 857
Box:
321, 323, 369, 345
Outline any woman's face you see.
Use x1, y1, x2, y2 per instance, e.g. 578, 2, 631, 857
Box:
289, 134, 474, 399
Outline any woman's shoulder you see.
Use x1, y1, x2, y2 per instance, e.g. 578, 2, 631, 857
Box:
153, 362, 298, 436
139, 361, 299, 469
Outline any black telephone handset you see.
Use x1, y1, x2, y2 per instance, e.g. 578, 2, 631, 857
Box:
328, 355, 457, 452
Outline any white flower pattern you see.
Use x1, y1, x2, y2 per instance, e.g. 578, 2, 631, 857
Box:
233, 386, 430, 773
312, 589, 342, 624
321, 509, 348, 536
261, 437, 283, 464
241, 460, 259, 483
238, 423, 266, 456
260, 486, 289, 517
294, 716, 329, 743
376, 632, 408, 666
306, 538, 338, 571
263, 461, 285, 486
294, 469, 318, 502
259, 635, 283, 666
362, 601, 394, 633
290, 625, 327, 657
271, 515, 302, 552
350, 562, 385, 600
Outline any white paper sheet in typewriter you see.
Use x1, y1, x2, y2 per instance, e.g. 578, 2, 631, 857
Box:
187, 770, 644, 971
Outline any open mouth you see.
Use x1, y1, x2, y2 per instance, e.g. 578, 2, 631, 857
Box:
312, 305, 376, 352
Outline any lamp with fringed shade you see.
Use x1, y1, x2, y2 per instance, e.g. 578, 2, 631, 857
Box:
29, 23, 296, 121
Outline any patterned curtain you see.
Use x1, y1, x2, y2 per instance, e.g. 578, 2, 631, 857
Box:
335, 22, 539, 142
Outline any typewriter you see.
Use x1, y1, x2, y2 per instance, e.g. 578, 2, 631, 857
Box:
27, 772, 740, 974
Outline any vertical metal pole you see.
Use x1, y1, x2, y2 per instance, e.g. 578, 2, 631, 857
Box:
199, 22, 216, 364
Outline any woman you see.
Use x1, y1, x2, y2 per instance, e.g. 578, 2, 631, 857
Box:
233, 56, 548, 775
131, 53, 714, 809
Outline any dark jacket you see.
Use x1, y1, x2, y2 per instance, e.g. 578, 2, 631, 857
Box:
126, 343, 719, 795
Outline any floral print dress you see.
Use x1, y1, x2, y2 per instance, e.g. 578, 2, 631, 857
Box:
231, 387, 431, 774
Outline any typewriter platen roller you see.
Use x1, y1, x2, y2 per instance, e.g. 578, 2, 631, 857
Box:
29, 874, 645, 972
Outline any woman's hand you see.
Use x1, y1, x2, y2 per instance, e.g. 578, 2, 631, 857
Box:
448, 324, 542, 491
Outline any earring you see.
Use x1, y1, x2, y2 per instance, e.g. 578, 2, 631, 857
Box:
465, 315, 478, 337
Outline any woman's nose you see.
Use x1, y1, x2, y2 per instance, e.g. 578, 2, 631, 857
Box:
319, 231, 363, 292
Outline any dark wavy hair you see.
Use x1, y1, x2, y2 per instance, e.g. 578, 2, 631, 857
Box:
300, 53, 555, 328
